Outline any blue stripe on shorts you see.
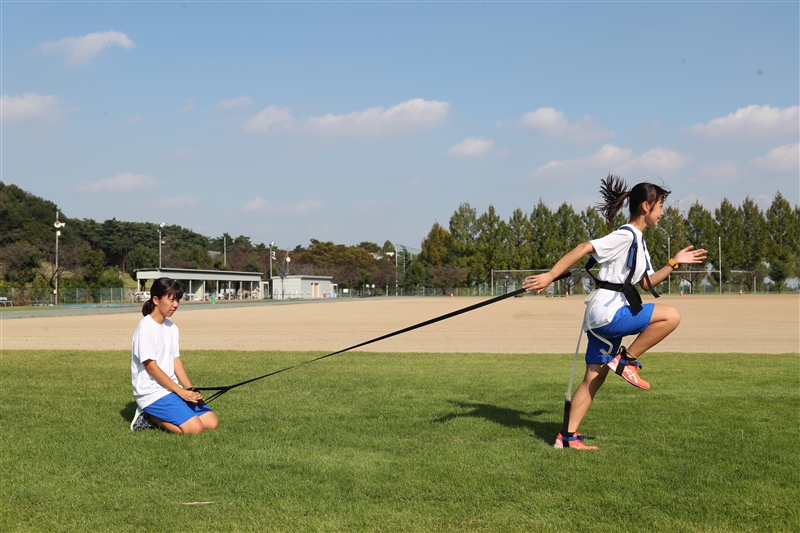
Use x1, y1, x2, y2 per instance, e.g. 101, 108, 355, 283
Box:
585, 303, 654, 365
143, 392, 213, 427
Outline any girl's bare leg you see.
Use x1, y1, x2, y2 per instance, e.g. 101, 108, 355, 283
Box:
626, 304, 681, 358
199, 411, 219, 430
149, 415, 207, 435
567, 364, 609, 433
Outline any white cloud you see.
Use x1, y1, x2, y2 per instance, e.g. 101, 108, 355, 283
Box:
242, 99, 449, 136
177, 98, 196, 112
535, 144, 633, 178
1, 93, 61, 124
447, 137, 496, 157
39, 30, 135, 65
613, 147, 694, 177
693, 161, 741, 185
305, 98, 449, 136
243, 106, 295, 132
687, 104, 799, 141
518, 107, 614, 142
241, 197, 324, 215
749, 142, 799, 174
219, 97, 252, 109
76, 173, 162, 193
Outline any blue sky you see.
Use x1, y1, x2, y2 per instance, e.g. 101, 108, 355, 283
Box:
3, 1, 798, 250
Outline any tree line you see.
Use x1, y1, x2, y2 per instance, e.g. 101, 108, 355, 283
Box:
1, 181, 798, 301
416, 194, 799, 293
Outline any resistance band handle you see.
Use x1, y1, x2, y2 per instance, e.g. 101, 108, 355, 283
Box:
186, 387, 206, 407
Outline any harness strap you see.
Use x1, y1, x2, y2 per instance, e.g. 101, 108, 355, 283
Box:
585, 226, 659, 314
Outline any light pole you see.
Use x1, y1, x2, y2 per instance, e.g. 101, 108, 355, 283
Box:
158, 222, 166, 269
269, 241, 275, 299
667, 234, 671, 295
54, 212, 65, 305
386, 250, 398, 296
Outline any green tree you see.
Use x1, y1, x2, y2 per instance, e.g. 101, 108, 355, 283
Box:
128, 244, 159, 272
553, 203, 587, 294
581, 207, 607, 240
766, 192, 798, 291
529, 199, 558, 269
477, 205, 509, 274
79, 248, 106, 303
449, 203, 483, 286
740, 197, 768, 291
504, 208, 534, 270
419, 222, 451, 269
714, 198, 745, 288
0, 242, 42, 303
686, 202, 716, 292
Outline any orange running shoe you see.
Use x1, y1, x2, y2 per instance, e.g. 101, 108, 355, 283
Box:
607, 353, 650, 390
553, 432, 599, 450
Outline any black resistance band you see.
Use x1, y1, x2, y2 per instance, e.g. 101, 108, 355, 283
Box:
190, 269, 578, 405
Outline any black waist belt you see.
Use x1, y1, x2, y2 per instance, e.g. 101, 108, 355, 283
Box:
595, 280, 644, 314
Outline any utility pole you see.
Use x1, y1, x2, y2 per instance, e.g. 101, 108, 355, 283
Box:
269, 241, 275, 298
54, 211, 65, 305
158, 223, 166, 269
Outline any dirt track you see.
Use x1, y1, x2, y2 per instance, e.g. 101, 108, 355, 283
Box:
2, 294, 797, 354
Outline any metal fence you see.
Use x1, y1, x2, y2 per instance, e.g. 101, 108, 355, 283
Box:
0, 287, 137, 305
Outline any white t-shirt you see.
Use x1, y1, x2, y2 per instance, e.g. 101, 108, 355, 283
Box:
585, 225, 655, 330
131, 314, 181, 408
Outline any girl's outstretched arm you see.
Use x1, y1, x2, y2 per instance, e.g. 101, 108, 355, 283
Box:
639, 245, 707, 289
523, 241, 595, 294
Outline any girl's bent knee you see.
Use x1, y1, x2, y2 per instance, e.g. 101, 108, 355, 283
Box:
201, 413, 219, 430
180, 417, 206, 435
667, 306, 681, 326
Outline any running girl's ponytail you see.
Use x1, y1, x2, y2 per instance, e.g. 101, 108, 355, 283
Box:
598, 174, 630, 227
597, 174, 671, 227
141, 277, 185, 316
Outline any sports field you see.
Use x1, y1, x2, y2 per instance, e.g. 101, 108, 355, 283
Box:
1, 295, 798, 532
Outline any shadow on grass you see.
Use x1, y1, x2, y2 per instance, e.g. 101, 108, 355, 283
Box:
434, 401, 561, 444
120, 401, 137, 423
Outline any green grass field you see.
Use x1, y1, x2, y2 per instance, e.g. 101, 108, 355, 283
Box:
1, 350, 798, 532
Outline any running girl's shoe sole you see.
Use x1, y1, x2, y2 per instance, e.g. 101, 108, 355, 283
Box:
607, 354, 651, 390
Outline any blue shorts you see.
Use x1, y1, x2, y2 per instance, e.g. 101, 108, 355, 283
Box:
585, 303, 654, 365
143, 392, 213, 427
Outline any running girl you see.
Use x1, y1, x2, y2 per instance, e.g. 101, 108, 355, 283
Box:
522, 175, 706, 450
130, 277, 219, 434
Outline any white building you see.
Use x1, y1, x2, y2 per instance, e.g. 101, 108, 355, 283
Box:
271, 275, 336, 300
135, 268, 265, 301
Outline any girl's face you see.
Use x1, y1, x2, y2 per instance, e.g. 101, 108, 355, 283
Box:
644, 198, 664, 227
153, 293, 180, 318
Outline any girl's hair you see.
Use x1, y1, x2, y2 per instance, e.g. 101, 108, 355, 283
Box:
597, 174, 670, 227
142, 277, 185, 316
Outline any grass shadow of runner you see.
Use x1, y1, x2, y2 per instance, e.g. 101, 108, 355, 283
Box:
433, 401, 560, 444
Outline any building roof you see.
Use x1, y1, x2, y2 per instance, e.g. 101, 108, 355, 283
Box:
135, 267, 263, 282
